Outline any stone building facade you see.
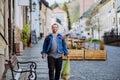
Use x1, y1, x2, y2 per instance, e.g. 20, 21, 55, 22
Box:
80, 0, 100, 17
40, 0, 49, 37
0, 0, 9, 79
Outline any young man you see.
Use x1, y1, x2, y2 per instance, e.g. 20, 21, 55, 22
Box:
41, 24, 69, 80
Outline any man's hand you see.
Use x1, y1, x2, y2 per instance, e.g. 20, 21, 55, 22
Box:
42, 54, 46, 59
66, 55, 69, 58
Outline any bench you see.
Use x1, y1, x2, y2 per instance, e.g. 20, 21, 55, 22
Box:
6, 55, 37, 80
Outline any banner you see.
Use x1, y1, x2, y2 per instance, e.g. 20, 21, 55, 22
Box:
18, 0, 29, 6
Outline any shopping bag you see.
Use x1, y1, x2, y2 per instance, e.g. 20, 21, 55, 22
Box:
61, 59, 70, 80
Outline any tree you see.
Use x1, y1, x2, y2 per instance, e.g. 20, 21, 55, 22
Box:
86, 18, 94, 38
50, 1, 59, 9
67, 0, 80, 24
62, 2, 71, 30
86, 19, 92, 27
85, 5, 99, 39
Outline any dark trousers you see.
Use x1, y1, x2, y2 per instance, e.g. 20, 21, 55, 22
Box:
47, 56, 62, 80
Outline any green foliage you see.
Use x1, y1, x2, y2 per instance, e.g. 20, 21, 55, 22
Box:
50, 2, 59, 9
22, 39, 27, 47
92, 39, 101, 43
69, 46, 82, 49
86, 19, 92, 27
67, 0, 80, 24
86, 39, 101, 43
22, 24, 30, 39
61, 59, 70, 79
62, 2, 67, 11
22, 24, 30, 46
62, 2, 71, 30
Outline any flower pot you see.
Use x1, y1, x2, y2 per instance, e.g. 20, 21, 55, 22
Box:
27, 42, 32, 47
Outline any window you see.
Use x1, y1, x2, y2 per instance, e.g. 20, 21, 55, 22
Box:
88, 33, 90, 35
113, 17, 115, 23
113, 2, 115, 8
85, 28, 90, 31
81, 31, 83, 33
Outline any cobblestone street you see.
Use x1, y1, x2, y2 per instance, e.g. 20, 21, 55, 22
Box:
70, 45, 120, 80
6, 39, 120, 80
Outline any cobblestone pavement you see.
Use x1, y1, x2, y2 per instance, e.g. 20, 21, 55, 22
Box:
6, 39, 120, 80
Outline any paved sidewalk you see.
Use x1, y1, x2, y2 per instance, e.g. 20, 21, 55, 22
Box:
17, 39, 49, 80
6, 39, 49, 80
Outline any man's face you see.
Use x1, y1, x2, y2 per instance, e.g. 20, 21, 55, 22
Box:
52, 24, 58, 34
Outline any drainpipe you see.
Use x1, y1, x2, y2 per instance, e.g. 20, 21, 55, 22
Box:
13, 0, 15, 55
8, 0, 12, 58
8, 0, 14, 57
115, 0, 118, 35
4, 0, 6, 38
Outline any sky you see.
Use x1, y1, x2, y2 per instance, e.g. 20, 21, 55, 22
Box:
46, 0, 69, 6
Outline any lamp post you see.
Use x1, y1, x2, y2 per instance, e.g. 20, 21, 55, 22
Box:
29, 0, 36, 46
32, 2, 37, 12
30, 0, 36, 12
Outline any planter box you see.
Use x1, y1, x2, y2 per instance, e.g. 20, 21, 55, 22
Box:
85, 50, 107, 60
14, 42, 23, 55
62, 49, 84, 60
62, 49, 107, 61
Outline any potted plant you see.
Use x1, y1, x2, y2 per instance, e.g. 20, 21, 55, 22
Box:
99, 40, 105, 50
22, 24, 30, 48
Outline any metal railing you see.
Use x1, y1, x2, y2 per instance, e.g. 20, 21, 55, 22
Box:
103, 35, 120, 44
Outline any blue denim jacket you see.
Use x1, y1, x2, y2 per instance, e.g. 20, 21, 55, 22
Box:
41, 34, 69, 55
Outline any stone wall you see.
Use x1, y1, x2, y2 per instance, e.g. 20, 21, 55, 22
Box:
15, 27, 22, 42
0, 0, 9, 79
0, 55, 5, 79
0, 3, 5, 78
